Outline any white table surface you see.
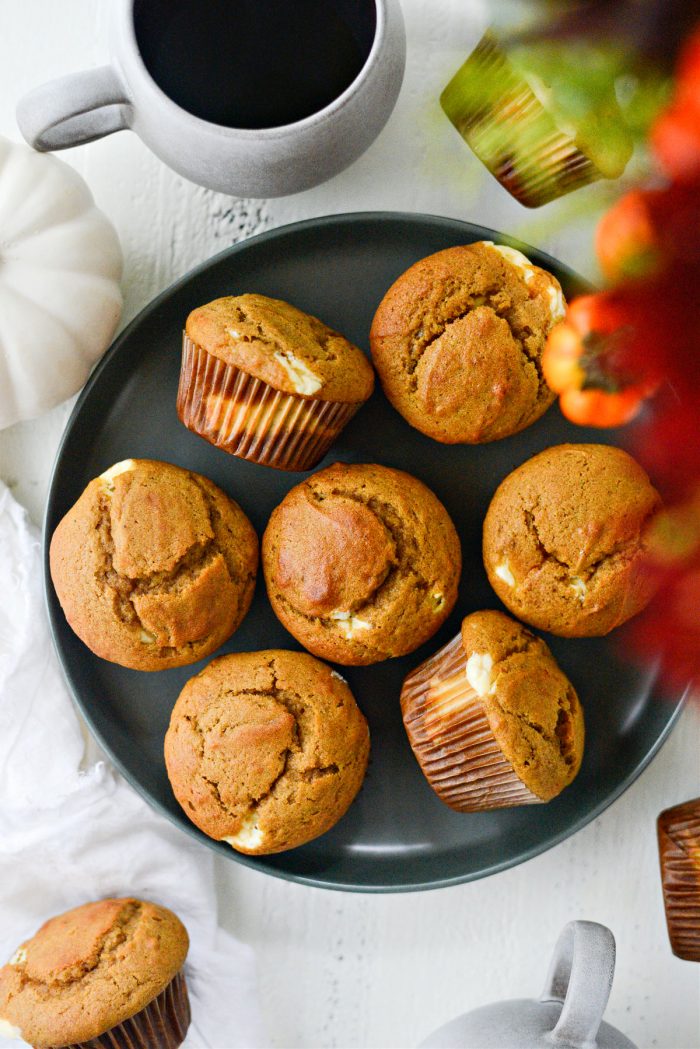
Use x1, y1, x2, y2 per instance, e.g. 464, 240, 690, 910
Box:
2, 3, 699, 1047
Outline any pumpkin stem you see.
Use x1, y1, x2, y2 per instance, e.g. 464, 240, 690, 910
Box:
580, 326, 640, 392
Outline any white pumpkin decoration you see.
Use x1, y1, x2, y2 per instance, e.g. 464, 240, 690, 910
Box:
0, 136, 123, 429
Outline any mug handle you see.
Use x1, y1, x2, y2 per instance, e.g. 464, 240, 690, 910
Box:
16, 66, 131, 151
541, 920, 616, 1049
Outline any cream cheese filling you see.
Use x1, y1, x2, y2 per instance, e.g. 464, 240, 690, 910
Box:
485, 242, 536, 283
100, 459, 136, 492
570, 576, 588, 602
494, 562, 516, 588
223, 813, 264, 850
485, 242, 565, 323
547, 283, 566, 323
273, 351, 323, 396
330, 610, 372, 639
465, 652, 497, 697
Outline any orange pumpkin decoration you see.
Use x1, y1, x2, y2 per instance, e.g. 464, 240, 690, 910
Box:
595, 184, 700, 281
651, 25, 700, 184
675, 25, 700, 116
595, 189, 661, 283
543, 295, 656, 428
652, 104, 700, 184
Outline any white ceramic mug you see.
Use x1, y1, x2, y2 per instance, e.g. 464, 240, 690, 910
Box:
420, 921, 637, 1049
16, 0, 406, 198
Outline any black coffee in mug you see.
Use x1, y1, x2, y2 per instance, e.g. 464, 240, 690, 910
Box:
134, 0, 378, 130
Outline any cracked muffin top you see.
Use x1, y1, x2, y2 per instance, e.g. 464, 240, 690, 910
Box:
401, 610, 584, 806
262, 462, 462, 665
186, 293, 375, 402
164, 649, 370, 854
369, 241, 565, 443
483, 443, 662, 636
457, 610, 583, 800
49, 458, 258, 671
0, 898, 188, 1047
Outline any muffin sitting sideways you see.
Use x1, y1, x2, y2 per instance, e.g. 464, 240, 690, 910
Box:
165, 649, 370, 855
50, 458, 258, 671
370, 241, 565, 444
0, 898, 190, 1049
401, 610, 584, 811
262, 462, 462, 665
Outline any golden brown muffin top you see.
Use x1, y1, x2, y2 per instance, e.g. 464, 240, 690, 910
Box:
186, 293, 375, 403
369, 242, 563, 443
49, 459, 258, 671
483, 443, 661, 636
0, 899, 188, 1048
165, 650, 370, 854
458, 611, 584, 800
262, 462, 462, 665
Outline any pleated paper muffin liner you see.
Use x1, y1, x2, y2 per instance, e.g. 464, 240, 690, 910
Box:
49, 969, 190, 1049
401, 633, 541, 812
440, 32, 599, 208
658, 800, 700, 962
177, 334, 361, 472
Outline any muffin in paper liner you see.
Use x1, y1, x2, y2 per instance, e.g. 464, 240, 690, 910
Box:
178, 333, 362, 472
440, 32, 630, 208
401, 633, 541, 812
658, 798, 700, 962
0, 899, 190, 1049
48, 969, 191, 1049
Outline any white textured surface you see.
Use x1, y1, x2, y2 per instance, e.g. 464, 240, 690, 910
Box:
1, 3, 699, 1047
0, 481, 265, 1049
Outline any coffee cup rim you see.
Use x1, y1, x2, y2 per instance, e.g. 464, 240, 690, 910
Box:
122, 0, 386, 138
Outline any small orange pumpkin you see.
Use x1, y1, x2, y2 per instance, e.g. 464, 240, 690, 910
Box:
651, 25, 700, 184
543, 295, 656, 428
595, 189, 661, 283
652, 103, 700, 184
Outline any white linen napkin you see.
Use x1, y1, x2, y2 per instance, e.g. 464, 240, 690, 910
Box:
0, 481, 268, 1049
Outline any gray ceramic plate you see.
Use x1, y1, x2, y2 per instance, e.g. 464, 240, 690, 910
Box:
44, 213, 682, 892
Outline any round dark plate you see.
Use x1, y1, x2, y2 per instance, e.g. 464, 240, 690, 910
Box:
44, 213, 682, 893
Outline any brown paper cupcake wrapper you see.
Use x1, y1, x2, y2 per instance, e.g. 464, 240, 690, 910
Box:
658, 800, 700, 962
401, 634, 541, 812
440, 32, 599, 208
178, 334, 361, 471
50, 969, 191, 1049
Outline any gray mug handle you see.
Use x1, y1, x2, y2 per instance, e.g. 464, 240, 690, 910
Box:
16, 66, 131, 151
541, 921, 616, 1049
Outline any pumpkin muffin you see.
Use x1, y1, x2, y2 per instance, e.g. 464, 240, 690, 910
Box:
401, 610, 584, 811
50, 458, 258, 671
165, 649, 370, 854
369, 241, 564, 444
0, 898, 190, 1049
179, 293, 375, 471
658, 798, 700, 962
483, 443, 662, 637
262, 462, 462, 665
